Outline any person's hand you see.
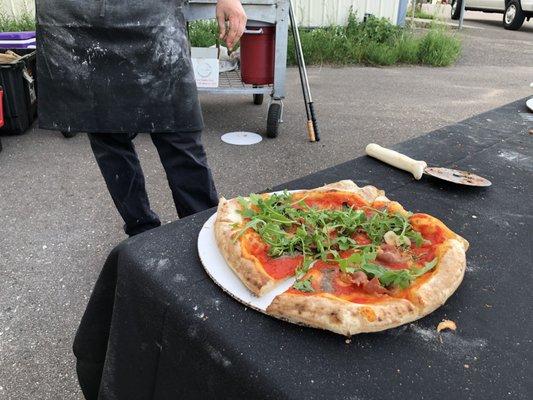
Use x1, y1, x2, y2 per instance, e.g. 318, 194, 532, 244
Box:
216, 0, 247, 50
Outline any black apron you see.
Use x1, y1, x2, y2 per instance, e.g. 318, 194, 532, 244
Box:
36, 0, 203, 133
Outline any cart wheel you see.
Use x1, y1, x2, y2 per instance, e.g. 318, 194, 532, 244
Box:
266, 103, 281, 138
61, 131, 77, 138
253, 94, 264, 105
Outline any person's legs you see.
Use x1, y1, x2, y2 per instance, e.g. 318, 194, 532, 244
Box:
88, 132, 161, 236
150, 131, 218, 218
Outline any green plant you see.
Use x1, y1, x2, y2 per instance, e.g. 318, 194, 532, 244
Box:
418, 27, 461, 66
189, 11, 461, 68
358, 16, 402, 44
396, 33, 420, 64
0, 13, 35, 32
416, 10, 436, 20
408, 7, 437, 20
364, 42, 398, 66
188, 20, 219, 48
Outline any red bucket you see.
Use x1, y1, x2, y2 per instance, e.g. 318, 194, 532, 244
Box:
240, 25, 275, 85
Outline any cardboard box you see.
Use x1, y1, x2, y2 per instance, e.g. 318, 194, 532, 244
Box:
191, 47, 219, 88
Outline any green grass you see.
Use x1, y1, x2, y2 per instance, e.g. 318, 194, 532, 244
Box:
189, 15, 461, 67
395, 33, 421, 64
416, 10, 436, 20
364, 42, 398, 66
286, 15, 461, 67
188, 20, 220, 48
408, 7, 437, 20
184, 14, 463, 68
0, 13, 35, 32
417, 27, 461, 67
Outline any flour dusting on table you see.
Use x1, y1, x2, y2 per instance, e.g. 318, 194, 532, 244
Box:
408, 323, 487, 358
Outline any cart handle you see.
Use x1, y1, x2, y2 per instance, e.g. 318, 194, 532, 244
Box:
243, 28, 263, 34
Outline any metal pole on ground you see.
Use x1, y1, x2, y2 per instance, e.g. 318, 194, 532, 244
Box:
459, 0, 466, 29
289, 0, 320, 142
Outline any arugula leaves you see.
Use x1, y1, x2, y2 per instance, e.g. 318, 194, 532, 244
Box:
336, 247, 377, 273
362, 209, 424, 247
292, 277, 314, 292
235, 192, 434, 289
363, 260, 437, 289
337, 258, 438, 289
411, 258, 438, 278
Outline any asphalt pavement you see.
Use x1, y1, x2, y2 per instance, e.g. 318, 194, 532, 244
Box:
0, 12, 531, 400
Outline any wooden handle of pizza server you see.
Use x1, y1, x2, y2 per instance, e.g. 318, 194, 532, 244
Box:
365, 143, 427, 180
307, 120, 316, 142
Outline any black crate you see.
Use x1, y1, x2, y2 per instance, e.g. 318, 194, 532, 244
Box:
0, 51, 37, 135
0, 84, 2, 152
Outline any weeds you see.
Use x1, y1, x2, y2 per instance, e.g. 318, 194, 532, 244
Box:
417, 26, 461, 67
407, 7, 437, 20
188, 20, 220, 48
187, 14, 462, 67
0, 13, 35, 32
364, 42, 398, 66
396, 33, 421, 64
415, 10, 437, 20
287, 16, 461, 67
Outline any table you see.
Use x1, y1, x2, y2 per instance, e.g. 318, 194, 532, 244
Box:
74, 99, 532, 400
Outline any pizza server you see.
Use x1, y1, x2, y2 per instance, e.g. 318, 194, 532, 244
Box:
366, 143, 491, 187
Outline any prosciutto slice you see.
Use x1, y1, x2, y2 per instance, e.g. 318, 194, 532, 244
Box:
377, 244, 409, 264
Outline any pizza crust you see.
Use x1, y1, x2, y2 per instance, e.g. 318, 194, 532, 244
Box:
314, 180, 388, 203
407, 238, 466, 316
266, 293, 419, 336
214, 180, 387, 296
214, 197, 277, 296
266, 239, 467, 336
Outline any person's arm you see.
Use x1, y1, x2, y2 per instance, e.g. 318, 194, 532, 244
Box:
216, 0, 247, 49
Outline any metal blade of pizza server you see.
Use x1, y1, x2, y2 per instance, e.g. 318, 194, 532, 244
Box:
424, 167, 492, 187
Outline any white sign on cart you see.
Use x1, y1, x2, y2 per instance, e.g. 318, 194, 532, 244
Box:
191, 47, 219, 88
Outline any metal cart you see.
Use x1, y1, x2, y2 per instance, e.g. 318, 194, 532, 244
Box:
183, 0, 289, 137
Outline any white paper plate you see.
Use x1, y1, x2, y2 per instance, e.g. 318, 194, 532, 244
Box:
197, 212, 295, 312
221, 131, 262, 146
526, 98, 533, 113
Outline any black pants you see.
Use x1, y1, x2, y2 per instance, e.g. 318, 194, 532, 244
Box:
88, 131, 218, 236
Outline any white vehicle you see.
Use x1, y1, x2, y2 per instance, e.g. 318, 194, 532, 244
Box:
451, 0, 533, 30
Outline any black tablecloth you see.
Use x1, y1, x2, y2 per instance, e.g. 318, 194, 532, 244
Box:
74, 100, 532, 400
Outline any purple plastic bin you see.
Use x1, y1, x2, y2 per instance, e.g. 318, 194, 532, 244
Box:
0, 31, 36, 49
0, 40, 36, 49
0, 31, 35, 40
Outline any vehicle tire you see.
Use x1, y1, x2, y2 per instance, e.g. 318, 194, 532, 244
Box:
0, 138, 3, 153
266, 103, 281, 138
503, 0, 525, 30
61, 131, 77, 138
450, 0, 462, 20
253, 94, 264, 105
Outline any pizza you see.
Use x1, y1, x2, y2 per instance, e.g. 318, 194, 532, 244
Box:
214, 180, 468, 336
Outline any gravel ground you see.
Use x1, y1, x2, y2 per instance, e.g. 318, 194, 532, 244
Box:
0, 13, 531, 400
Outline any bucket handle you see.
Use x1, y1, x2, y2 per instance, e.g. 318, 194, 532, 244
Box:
243, 28, 264, 35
